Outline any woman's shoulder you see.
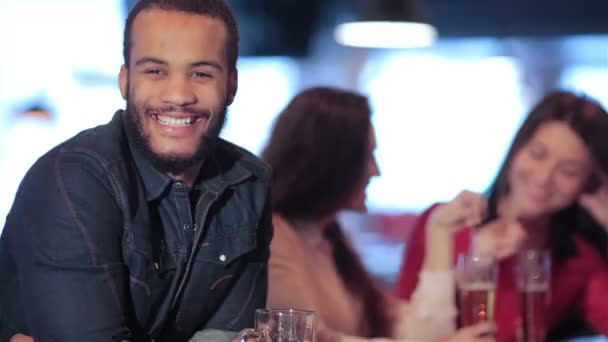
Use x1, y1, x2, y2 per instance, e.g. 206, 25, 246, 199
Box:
421, 202, 443, 217
272, 214, 299, 239
570, 235, 606, 265
271, 214, 306, 254
411, 202, 445, 229
272, 213, 292, 231
555, 234, 608, 276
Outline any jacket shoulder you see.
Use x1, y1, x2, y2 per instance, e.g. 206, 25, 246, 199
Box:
57, 111, 128, 163
17, 112, 126, 182
215, 138, 271, 185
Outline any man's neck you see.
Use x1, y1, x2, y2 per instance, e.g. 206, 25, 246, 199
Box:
168, 162, 203, 189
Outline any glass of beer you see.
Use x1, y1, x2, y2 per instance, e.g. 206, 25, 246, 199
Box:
456, 252, 499, 327
516, 250, 551, 342
236, 308, 316, 342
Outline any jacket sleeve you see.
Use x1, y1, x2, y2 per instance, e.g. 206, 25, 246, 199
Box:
7, 151, 131, 341
393, 204, 473, 301
393, 271, 457, 341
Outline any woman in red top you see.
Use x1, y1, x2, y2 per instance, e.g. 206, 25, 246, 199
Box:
394, 90, 608, 342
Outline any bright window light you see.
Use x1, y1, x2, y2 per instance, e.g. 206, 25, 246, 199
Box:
334, 21, 437, 49
560, 66, 608, 108
220, 57, 297, 155
361, 53, 524, 212
0, 0, 125, 230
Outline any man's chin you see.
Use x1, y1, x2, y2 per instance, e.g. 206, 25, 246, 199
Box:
149, 154, 203, 174
151, 148, 198, 161
149, 142, 203, 162
144, 144, 208, 173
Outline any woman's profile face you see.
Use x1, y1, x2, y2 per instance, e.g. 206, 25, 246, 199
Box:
344, 125, 380, 212
506, 120, 593, 219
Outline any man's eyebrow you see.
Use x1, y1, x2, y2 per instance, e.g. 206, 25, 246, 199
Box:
134, 57, 167, 67
133, 58, 223, 71
191, 60, 223, 72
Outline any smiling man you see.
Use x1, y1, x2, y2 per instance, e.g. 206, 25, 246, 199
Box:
0, 1, 272, 341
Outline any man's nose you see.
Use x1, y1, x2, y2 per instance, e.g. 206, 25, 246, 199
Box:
161, 75, 197, 106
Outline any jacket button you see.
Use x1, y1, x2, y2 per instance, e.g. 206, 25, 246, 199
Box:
153, 262, 160, 271
219, 254, 227, 262
183, 224, 190, 231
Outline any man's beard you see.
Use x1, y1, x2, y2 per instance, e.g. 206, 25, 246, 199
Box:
124, 99, 228, 175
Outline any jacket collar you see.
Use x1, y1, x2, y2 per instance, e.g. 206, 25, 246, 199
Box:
120, 110, 252, 201
191, 143, 252, 196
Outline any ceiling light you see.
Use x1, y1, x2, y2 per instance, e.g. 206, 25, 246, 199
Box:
334, 0, 438, 49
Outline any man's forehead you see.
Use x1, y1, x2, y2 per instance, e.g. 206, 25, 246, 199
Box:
132, 7, 227, 35
130, 8, 229, 65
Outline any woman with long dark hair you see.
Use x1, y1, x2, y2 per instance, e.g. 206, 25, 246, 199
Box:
263, 87, 495, 342
394, 90, 608, 341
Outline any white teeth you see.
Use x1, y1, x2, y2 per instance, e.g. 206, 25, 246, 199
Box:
155, 115, 195, 127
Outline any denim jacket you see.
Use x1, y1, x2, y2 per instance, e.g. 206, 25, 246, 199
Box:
0, 110, 273, 342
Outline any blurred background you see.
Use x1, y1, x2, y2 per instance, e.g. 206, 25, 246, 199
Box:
0, 0, 606, 287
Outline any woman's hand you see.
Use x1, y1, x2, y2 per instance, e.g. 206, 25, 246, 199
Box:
423, 191, 486, 272
442, 322, 496, 342
428, 190, 487, 235
473, 219, 527, 262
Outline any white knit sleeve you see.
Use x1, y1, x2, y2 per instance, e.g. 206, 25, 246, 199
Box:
393, 270, 457, 341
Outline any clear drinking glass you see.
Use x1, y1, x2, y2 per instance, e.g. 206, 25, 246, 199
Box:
516, 249, 551, 342
456, 252, 499, 327
236, 309, 316, 342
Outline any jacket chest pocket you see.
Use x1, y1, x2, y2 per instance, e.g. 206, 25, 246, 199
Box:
174, 223, 258, 330
196, 223, 257, 265
194, 189, 259, 267
192, 223, 258, 296
123, 237, 179, 329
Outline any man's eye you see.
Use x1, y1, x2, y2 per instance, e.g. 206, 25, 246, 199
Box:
145, 69, 162, 75
194, 72, 211, 78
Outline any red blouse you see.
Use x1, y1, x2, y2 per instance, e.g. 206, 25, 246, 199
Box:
394, 205, 608, 342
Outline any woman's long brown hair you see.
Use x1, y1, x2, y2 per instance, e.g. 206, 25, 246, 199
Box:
323, 221, 392, 337
262, 87, 393, 337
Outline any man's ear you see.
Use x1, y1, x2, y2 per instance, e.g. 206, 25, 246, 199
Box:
226, 69, 238, 106
118, 65, 128, 100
